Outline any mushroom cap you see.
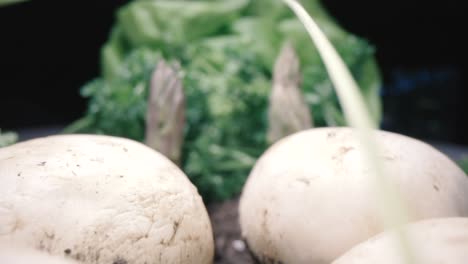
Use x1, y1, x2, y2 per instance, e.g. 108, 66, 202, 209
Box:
239, 127, 468, 264
332, 217, 468, 264
0, 243, 78, 264
0, 135, 214, 264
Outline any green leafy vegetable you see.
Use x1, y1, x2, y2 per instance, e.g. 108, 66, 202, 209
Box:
102, 0, 250, 79
182, 43, 270, 200
68, 43, 270, 201
67, 0, 384, 202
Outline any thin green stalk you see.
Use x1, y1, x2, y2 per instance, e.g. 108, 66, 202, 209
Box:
0, 0, 28, 6
281, 0, 414, 262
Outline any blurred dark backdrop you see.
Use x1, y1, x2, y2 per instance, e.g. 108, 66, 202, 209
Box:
0, 0, 466, 145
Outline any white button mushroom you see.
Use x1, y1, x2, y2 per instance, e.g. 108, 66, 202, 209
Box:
239, 127, 468, 264
0, 135, 214, 264
0, 243, 79, 264
332, 217, 468, 264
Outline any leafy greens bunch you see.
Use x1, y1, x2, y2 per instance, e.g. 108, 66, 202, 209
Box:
67, 0, 383, 202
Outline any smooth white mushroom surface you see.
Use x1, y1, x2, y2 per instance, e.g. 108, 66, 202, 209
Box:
0, 243, 78, 264
0, 135, 214, 264
332, 217, 468, 264
239, 127, 468, 264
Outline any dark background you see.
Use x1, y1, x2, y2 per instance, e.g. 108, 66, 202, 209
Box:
0, 0, 466, 145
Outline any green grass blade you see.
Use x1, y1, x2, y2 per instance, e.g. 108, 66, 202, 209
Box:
0, 0, 28, 7
281, 0, 414, 262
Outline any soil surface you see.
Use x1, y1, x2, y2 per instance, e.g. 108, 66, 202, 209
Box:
207, 197, 256, 264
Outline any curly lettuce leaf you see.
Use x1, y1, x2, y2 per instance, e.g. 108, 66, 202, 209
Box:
105, 0, 250, 57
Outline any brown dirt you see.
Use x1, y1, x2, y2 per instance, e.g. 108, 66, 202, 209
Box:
207, 197, 256, 264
